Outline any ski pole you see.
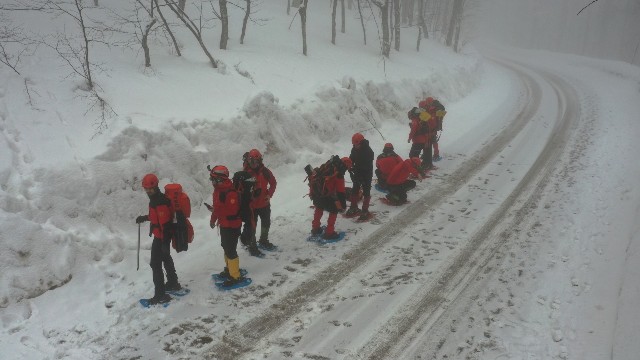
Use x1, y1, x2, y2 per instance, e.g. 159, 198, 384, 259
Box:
137, 223, 141, 271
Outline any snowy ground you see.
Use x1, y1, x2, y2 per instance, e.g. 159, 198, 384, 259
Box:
1, 2, 640, 360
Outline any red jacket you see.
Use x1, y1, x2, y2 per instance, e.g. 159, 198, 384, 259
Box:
210, 179, 242, 228
247, 165, 277, 209
408, 118, 429, 144
376, 153, 403, 180
387, 159, 420, 186
148, 192, 173, 240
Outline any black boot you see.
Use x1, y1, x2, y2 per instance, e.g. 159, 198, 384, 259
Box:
248, 237, 264, 257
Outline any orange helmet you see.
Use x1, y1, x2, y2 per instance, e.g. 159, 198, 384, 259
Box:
352, 132, 365, 146
341, 157, 353, 170
248, 149, 262, 160
209, 165, 229, 183
141, 173, 159, 189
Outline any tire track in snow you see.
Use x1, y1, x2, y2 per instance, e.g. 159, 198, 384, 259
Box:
207, 65, 544, 359
355, 64, 581, 359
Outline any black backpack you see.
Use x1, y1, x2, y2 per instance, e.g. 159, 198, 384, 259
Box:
304, 155, 345, 200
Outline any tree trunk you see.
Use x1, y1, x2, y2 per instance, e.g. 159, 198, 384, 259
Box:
453, 20, 461, 52
164, 0, 217, 68
331, 0, 337, 44
178, 0, 186, 11
300, 0, 309, 55
418, 0, 427, 39
416, 25, 421, 51
446, 0, 463, 47
381, 1, 390, 57
341, 0, 345, 33
394, 0, 400, 51
74, 0, 93, 89
94, 0, 99, 6
357, 0, 366, 45
154, 0, 181, 56
219, 0, 229, 49
240, 0, 250, 44
142, 19, 158, 67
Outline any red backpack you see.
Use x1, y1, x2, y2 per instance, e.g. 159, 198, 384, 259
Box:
164, 184, 194, 252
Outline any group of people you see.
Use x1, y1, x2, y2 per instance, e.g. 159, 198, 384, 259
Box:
136, 97, 445, 305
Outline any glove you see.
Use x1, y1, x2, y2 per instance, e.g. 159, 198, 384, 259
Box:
136, 215, 148, 224
210, 221, 216, 229
407, 138, 411, 143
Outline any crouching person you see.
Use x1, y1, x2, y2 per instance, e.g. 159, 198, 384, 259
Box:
385, 158, 423, 205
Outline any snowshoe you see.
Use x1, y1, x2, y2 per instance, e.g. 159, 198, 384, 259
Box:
258, 239, 277, 251
247, 244, 265, 258
215, 276, 252, 290
344, 207, 360, 218
374, 183, 389, 194
212, 268, 248, 282
433, 155, 442, 162
139, 293, 171, 308
355, 211, 374, 222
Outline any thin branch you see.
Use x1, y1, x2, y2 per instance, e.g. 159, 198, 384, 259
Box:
577, 0, 600, 15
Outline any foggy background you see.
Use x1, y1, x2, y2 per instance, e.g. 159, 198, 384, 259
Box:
471, 0, 640, 65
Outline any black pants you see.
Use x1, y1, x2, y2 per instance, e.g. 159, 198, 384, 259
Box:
409, 142, 432, 166
352, 177, 372, 198
241, 205, 271, 241
150, 237, 177, 297
387, 180, 416, 202
220, 227, 241, 259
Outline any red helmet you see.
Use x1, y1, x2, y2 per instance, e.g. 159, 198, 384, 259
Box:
384, 143, 394, 150
418, 100, 427, 108
142, 173, 159, 189
425, 97, 434, 104
352, 133, 365, 146
209, 165, 229, 182
341, 157, 353, 170
248, 149, 262, 160
410, 157, 422, 168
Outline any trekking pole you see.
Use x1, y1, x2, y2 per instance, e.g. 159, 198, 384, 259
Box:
137, 223, 141, 271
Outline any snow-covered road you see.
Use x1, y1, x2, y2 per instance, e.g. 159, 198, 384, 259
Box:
203, 57, 584, 359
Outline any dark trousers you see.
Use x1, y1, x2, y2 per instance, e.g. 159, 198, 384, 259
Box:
351, 177, 372, 198
240, 205, 271, 242
150, 237, 177, 297
220, 227, 241, 260
409, 142, 432, 167
387, 180, 417, 203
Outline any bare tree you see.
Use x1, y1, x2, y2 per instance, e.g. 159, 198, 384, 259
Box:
446, 0, 465, 50
219, 0, 229, 49
370, 0, 391, 58
357, 0, 367, 45
163, 0, 218, 67
153, 0, 181, 56
0, 14, 34, 75
331, 0, 338, 44
240, 0, 251, 44
341, 0, 346, 33
299, 0, 309, 55
393, 0, 400, 51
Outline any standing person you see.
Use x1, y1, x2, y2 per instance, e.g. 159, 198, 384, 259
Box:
309, 156, 350, 240
243, 149, 278, 252
136, 173, 181, 306
427, 97, 446, 162
375, 143, 402, 190
347, 132, 374, 221
209, 165, 245, 287
407, 104, 430, 168
385, 158, 423, 204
